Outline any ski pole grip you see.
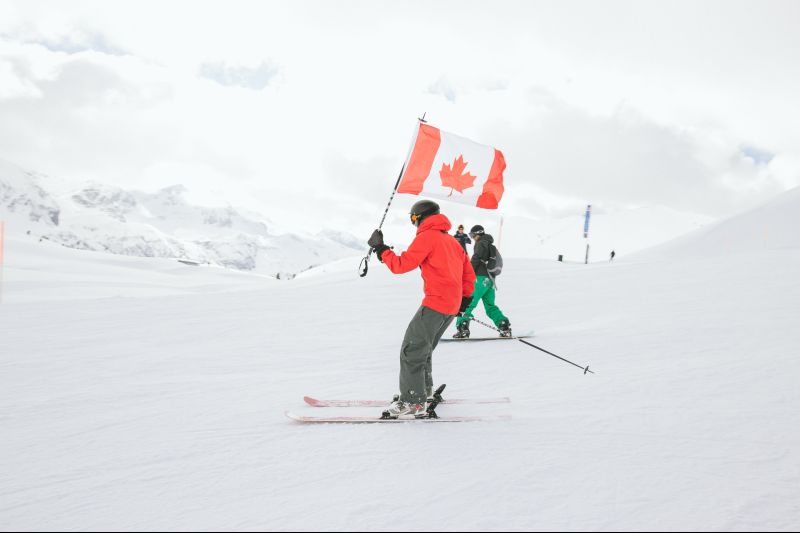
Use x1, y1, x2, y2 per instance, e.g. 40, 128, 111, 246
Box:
359, 250, 372, 277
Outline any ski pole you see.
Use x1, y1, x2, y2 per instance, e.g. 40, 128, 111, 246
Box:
465, 315, 594, 375
359, 162, 406, 278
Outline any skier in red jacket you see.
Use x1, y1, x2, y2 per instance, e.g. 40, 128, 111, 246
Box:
368, 199, 475, 418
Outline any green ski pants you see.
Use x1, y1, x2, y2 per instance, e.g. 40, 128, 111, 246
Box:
455, 276, 507, 328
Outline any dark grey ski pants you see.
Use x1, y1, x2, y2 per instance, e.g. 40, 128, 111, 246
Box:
399, 306, 454, 404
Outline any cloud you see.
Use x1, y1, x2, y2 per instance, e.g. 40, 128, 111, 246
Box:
0, 57, 41, 99
32, 31, 127, 56
740, 145, 774, 166
1, 1, 799, 235
199, 60, 279, 90
1, 25, 128, 56
0, 45, 178, 185
324, 153, 400, 203
39, 59, 166, 107
427, 77, 457, 103
483, 91, 788, 217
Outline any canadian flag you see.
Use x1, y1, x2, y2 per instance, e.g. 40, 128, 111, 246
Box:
397, 123, 505, 209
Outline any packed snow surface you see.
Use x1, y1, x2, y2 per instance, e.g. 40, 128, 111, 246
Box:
1, 188, 799, 530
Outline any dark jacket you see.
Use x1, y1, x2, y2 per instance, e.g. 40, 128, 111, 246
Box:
453, 231, 471, 252
471, 234, 495, 277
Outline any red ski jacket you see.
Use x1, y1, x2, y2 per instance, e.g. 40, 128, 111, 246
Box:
380, 213, 476, 315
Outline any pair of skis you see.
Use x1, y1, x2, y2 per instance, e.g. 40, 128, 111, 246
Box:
439, 334, 533, 343
286, 385, 511, 424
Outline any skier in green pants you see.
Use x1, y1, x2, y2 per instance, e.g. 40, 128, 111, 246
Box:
453, 224, 511, 338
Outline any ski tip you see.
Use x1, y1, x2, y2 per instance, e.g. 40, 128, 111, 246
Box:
286, 411, 326, 423
303, 396, 322, 406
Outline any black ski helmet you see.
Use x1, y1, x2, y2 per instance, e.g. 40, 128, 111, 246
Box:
469, 224, 485, 236
409, 199, 440, 226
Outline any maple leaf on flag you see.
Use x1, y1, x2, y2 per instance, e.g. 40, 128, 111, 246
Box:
440, 155, 477, 196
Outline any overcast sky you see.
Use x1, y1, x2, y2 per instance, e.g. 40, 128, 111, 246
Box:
1, 0, 799, 236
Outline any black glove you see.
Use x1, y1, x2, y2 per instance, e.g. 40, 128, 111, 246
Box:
373, 244, 390, 262
368, 229, 391, 261
367, 229, 384, 249
459, 295, 472, 314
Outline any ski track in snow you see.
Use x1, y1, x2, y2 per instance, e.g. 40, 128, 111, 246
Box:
1, 216, 800, 530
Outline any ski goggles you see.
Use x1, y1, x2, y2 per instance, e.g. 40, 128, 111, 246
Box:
410, 213, 421, 225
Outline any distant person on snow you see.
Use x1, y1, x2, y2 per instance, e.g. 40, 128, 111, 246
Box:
453, 224, 471, 253
454, 224, 512, 339
367, 200, 475, 419
610, 250, 616, 262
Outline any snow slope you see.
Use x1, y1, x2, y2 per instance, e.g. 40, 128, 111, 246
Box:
1, 190, 799, 530
0, 233, 275, 303
636, 185, 800, 258
373, 201, 713, 265
498, 206, 713, 262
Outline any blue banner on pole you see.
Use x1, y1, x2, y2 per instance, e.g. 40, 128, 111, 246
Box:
583, 205, 591, 238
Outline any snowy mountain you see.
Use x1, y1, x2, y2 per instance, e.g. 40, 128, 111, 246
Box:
0, 159, 362, 277
0, 161, 60, 227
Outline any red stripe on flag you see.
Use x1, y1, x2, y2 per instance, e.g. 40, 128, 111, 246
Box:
397, 124, 441, 194
476, 149, 505, 209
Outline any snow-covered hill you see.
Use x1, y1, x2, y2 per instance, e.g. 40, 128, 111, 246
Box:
498, 206, 713, 262
0, 158, 362, 278
0, 161, 60, 227
372, 196, 714, 265
637, 185, 800, 259
1, 186, 798, 530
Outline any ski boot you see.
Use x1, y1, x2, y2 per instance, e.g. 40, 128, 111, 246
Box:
381, 399, 426, 419
452, 320, 470, 339
498, 319, 512, 338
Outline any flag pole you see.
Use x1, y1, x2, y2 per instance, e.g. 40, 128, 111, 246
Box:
359, 114, 426, 278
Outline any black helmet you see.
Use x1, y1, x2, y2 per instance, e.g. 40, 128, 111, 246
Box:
469, 224, 485, 236
409, 199, 440, 226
